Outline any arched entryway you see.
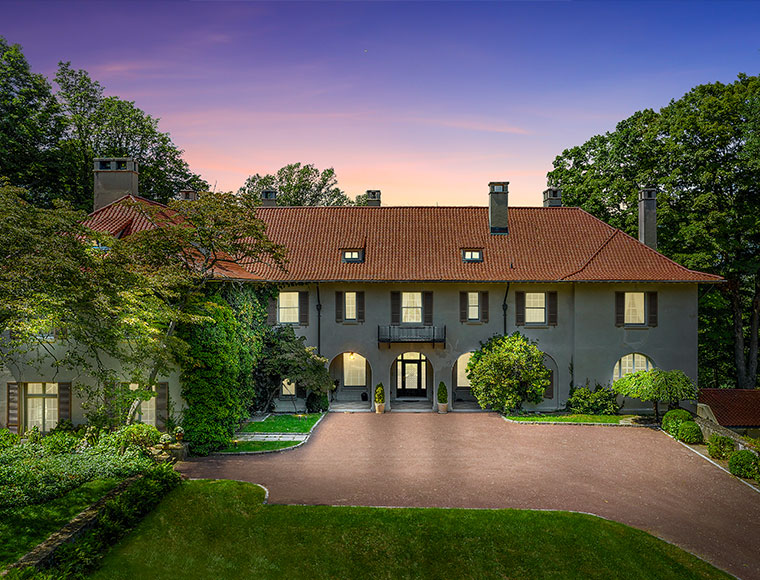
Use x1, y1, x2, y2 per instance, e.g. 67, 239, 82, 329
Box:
328, 352, 372, 403
391, 352, 433, 400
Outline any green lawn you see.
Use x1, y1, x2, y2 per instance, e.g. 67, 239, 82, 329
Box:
218, 440, 300, 453
506, 414, 642, 424
240, 413, 323, 433
0, 478, 117, 567
91, 479, 731, 580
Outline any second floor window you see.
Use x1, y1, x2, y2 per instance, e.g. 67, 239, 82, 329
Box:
615, 292, 658, 327
402, 292, 422, 323
391, 291, 433, 325
459, 292, 489, 323
525, 292, 546, 324
515, 291, 558, 326
335, 291, 365, 323
278, 292, 300, 324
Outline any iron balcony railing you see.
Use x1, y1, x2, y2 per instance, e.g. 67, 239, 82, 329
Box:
377, 325, 446, 345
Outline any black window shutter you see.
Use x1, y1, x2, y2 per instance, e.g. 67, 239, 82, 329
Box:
647, 292, 658, 327
58, 382, 71, 422
547, 292, 558, 326
335, 292, 344, 323
156, 382, 168, 431
7, 383, 19, 434
459, 292, 467, 322
267, 297, 277, 325
299, 291, 309, 326
357, 292, 365, 323
423, 291, 433, 326
480, 291, 489, 323
515, 291, 525, 326
615, 292, 625, 327
390, 291, 401, 325
544, 370, 554, 399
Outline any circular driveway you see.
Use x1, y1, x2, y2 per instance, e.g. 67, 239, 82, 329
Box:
179, 412, 760, 580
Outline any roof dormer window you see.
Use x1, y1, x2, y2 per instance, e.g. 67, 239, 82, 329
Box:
462, 249, 483, 262
342, 249, 364, 263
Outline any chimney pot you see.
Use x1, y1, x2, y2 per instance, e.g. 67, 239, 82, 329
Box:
365, 190, 381, 207
638, 187, 657, 250
93, 157, 139, 210
177, 189, 198, 201
261, 189, 278, 207
488, 181, 509, 234
542, 186, 562, 207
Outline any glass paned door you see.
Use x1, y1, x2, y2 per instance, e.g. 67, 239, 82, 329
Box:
396, 353, 427, 398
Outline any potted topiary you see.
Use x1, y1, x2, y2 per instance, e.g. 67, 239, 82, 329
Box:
174, 426, 184, 442
374, 383, 385, 413
437, 381, 449, 413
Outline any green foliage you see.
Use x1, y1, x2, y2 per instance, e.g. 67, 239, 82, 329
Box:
467, 332, 550, 413
612, 369, 697, 421
240, 414, 322, 434
676, 421, 703, 444
661, 409, 693, 436
0, 428, 19, 451
112, 424, 162, 453
239, 162, 357, 206
707, 434, 736, 460
437, 381, 448, 404
374, 383, 385, 404
306, 392, 329, 412
547, 74, 760, 388
40, 431, 79, 455
566, 382, 620, 415
727, 450, 759, 479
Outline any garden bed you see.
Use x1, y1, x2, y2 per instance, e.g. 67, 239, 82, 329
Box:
504, 413, 652, 425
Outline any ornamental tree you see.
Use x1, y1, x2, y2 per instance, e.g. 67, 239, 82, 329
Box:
467, 333, 550, 413
612, 368, 698, 423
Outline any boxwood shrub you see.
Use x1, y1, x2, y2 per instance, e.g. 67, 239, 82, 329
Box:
707, 434, 736, 459
728, 450, 759, 479
676, 421, 703, 444
566, 383, 620, 415
661, 409, 692, 436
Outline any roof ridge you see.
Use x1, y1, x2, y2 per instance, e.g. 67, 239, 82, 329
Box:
88, 194, 169, 217
560, 229, 620, 281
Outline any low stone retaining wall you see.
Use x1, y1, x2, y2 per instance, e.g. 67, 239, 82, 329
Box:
2, 475, 141, 575
694, 416, 759, 455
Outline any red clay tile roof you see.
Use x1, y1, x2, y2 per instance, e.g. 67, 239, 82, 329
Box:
83, 195, 262, 282
84, 197, 721, 284
244, 206, 722, 283
699, 389, 760, 427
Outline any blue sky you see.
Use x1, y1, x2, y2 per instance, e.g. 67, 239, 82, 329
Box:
3, 1, 759, 205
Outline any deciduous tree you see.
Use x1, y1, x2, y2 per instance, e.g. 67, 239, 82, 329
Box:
612, 369, 698, 423
239, 162, 358, 206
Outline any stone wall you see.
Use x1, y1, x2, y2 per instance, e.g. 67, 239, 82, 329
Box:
694, 415, 759, 455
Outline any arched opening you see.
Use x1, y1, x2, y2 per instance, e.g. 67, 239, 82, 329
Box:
452, 352, 477, 404
328, 352, 371, 403
542, 354, 558, 401
612, 353, 654, 382
391, 352, 432, 399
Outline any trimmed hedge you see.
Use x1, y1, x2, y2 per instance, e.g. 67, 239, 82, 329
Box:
728, 450, 759, 479
676, 421, 703, 444
566, 384, 619, 415
661, 409, 692, 437
707, 434, 735, 460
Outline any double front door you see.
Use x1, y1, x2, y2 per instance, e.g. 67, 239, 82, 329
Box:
396, 352, 427, 398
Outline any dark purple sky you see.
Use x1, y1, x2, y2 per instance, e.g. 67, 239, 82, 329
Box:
4, 1, 759, 205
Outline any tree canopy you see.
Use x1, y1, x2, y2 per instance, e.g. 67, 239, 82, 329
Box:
612, 369, 698, 422
547, 74, 760, 388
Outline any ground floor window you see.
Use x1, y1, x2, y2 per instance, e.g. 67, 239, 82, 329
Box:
127, 383, 156, 426
456, 352, 473, 387
281, 379, 296, 397
612, 353, 653, 381
343, 353, 366, 387
25, 382, 58, 433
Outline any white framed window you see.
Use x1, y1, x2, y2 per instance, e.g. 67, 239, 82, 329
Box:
467, 292, 479, 320
525, 292, 546, 324
345, 292, 357, 321
402, 292, 422, 323
456, 353, 473, 387
462, 249, 483, 262
278, 292, 299, 324
281, 379, 296, 397
624, 292, 645, 325
343, 353, 366, 387
25, 382, 58, 433
128, 383, 156, 426
612, 353, 653, 381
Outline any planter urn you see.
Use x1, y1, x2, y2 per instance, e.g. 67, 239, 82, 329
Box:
375, 403, 385, 414
438, 403, 449, 414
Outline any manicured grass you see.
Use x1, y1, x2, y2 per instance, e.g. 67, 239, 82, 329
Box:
91, 479, 731, 580
506, 414, 641, 424
218, 440, 299, 453
0, 478, 117, 567
240, 413, 323, 433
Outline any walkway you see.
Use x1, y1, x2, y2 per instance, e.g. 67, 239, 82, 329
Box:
180, 413, 760, 580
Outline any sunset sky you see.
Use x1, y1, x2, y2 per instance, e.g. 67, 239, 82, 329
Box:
3, 1, 759, 206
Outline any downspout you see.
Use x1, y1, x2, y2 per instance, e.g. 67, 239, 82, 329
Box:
502, 282, 510, 335
316, 283, 322, 356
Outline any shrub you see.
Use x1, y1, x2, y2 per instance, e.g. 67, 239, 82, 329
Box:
0, 428, 19, 451
306, 391, 329, 412
728, 450, 759, 479
707, 434, 736, 459
613, 369, 697, 422
112, 423, 161, 453
40, 431, 79, 455
566, 382, 620, 415
24, 425, 42, 444
50, 418, 76, 433
661, 409, 692, 436
374, 383, 385, 404
437, 381, 448, 404
676, 421, 703, 444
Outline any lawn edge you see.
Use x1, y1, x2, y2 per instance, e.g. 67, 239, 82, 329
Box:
214, 413, 328, 455
502, 415, 657, 427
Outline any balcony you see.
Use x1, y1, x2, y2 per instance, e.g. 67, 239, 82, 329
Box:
377, 325, 446, 348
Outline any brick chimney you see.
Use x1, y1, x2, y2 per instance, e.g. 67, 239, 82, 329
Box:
365, 190, 381, 207
488, 181, 509, 234
542, 186, 562, 207
261, 189, 277, 207
93, 158, 139, 210
638, 188, 657, 250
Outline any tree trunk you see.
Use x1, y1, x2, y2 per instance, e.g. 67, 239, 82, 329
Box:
726, 277, 760, 389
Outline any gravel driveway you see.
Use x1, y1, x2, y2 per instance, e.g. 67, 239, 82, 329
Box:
179, 412, 760, 580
